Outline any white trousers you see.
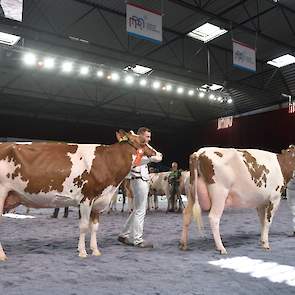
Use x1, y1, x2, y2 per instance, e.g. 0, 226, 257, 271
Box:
287, 188, 295, 232
120, 179, 149, 245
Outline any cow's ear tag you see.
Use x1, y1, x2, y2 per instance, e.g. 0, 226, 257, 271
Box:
134, 149, 144, 166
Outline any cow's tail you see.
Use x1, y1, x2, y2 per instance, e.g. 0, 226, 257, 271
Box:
190, 153, 204, 234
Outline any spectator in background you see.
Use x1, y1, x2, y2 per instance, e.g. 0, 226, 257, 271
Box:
168, 162, 182, 212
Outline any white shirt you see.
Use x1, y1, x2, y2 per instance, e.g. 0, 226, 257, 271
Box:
130, 153, 162, 181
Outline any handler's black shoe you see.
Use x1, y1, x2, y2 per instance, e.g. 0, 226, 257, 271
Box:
134, 240, 154, 248
118, 236, 132, 245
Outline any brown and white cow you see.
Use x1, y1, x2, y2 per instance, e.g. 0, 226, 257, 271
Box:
148, 172, 170, 210
148, 171, 190, 212
0, 130, 162, 260
180, 146, 295, 254
175, 170, 190, 211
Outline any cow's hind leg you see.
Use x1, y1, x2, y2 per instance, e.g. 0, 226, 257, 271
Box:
90, 212, 101, 256
154, 195, 158, 210
78, 201, 92, 258
257, 197, 280, 250
208, 186, 228, 254
179, 192, 194, 250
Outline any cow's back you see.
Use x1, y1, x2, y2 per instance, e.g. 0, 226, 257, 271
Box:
0, 142, 79, 193
0, 142, 107, 209
194, 147, 285, 207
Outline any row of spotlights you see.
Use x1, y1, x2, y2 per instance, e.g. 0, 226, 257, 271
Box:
22, 53, 233, 104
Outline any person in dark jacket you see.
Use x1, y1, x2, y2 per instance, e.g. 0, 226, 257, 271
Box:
168, 162, 182, 212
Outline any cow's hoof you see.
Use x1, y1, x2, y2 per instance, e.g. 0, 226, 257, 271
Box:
261, 240, 270, 250
262, 246, 270, 251
92, 250, 101, 256
179, 241, 188, 251
219, 249, 227, 255
0, 255, 7, 261
79, 251, 88, 258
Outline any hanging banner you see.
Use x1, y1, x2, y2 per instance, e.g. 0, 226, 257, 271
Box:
217, 116, 233, 130
288, 96, 295, 114
126, 3, 162, 44
233, 40, 256, 72
288, 102, 295, 114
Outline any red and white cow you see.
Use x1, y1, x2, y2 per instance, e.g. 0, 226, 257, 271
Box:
148, 171, 190, 211
148, 172, 170, 210
176, 170, 190, 211
0, 130, 162, 260
180, 146, 295, 254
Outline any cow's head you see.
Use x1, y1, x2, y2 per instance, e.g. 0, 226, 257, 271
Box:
278, 145, 295, 183
281, 145, 295, 158
116, 129, 159, 158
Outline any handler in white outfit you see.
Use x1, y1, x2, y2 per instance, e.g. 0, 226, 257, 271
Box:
118, 127, 162, 248
287, 171, 295, 236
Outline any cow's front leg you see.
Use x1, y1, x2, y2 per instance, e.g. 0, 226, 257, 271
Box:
90, 212, 101, 256
0, 243, 7, 261
78, 200, 92, 258
154, 195, 159, 210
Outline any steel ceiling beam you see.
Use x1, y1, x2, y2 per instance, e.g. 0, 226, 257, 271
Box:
0, 0, 291, 119
168, 0, 295, 51
71, 0, 269, 68
70, 0, 273, 68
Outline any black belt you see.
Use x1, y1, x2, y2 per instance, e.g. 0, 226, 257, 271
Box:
131, 176, 148, 181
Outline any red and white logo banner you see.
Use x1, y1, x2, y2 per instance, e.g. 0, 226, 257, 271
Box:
126, 2, 162, 44
289, 102, 295, 114
217, 116, 233, 129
